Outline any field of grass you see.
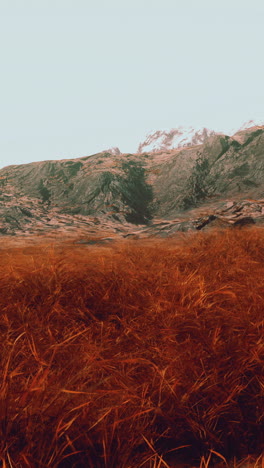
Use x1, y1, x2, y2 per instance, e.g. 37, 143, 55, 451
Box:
0, 227, 263, 467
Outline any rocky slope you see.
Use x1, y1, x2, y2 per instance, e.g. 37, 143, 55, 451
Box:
0, 125, 264, 241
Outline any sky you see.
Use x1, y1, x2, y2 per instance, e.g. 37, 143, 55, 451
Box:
0, 0, 263, 168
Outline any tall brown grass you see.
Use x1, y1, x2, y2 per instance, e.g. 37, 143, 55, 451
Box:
0, 227, 263, 467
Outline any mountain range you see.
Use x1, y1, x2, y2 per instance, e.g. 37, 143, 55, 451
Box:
0, 124, 264, 243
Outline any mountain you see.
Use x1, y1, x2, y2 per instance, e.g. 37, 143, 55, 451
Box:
0, 125, 264, 241
137, 126, 217, 153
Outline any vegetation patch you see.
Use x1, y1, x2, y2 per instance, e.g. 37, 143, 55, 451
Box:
38, 179, 51, 204
230, 163, 250, 178
0, 228, 263, 467
64, 161, 83, 176
242, 129, 264, 147
181, 151, 210, 209
216, 136, 231, 160
242, 179, 259, 187
121, 160, 153, 223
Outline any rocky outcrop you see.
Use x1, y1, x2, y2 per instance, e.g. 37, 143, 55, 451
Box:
139, 199, 264, 237
0, 125, 264, 240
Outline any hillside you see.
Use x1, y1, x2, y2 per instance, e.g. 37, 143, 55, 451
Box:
1, 128, 264, 466
0, 125, 264, 239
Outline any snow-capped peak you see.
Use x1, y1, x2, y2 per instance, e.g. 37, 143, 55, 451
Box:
137, 127, 217, 153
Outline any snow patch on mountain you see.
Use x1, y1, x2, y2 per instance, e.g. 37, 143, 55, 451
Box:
137, 127, 218, 153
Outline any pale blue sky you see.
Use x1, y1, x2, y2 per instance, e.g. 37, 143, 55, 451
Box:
0, 0, 263, 168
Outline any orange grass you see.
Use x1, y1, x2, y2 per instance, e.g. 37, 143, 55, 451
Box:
0, 227, 263, 467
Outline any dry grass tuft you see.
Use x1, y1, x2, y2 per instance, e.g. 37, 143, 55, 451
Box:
0, 227, 263, 467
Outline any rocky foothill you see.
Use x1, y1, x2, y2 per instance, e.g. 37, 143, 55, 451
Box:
0, 125, 264, 245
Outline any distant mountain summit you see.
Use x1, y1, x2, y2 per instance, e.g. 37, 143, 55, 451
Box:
103, 147, 121, 155
137, 120, 264, 153
137, 127, 217, 153
1, 125, 264, 240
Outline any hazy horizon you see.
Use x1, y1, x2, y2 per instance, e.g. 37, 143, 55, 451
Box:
0, 0, 263, 169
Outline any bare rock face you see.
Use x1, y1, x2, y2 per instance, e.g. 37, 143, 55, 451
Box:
0, 125, 264, 239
